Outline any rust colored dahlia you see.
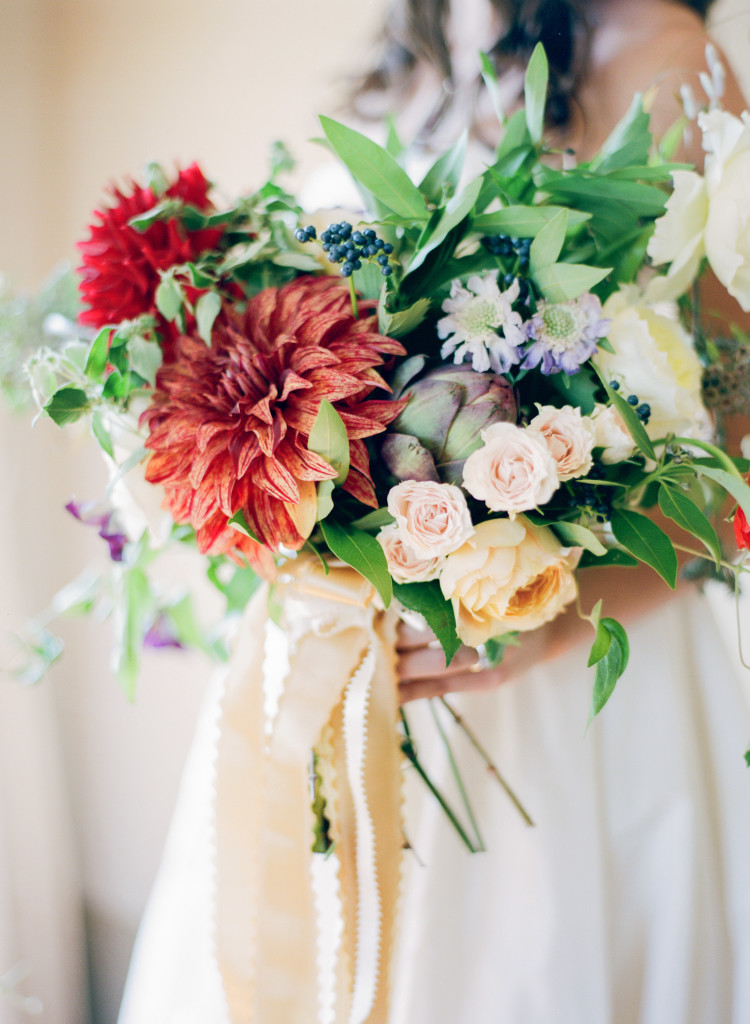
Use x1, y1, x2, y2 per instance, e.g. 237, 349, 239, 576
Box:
142, 276, 405, 561
77, 163, 223, 330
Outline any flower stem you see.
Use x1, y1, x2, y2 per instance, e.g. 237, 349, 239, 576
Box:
429, 700, 485, 851
399, 709, 480, 853
348, 276, 359, 320
671, 541, 749, 574
439, 697, 535, 827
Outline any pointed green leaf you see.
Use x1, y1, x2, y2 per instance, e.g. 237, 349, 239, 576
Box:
319, 519, 392, 607
85, 327, 112, 380
316, 479, 335, 521
473, 206, 590, 238
351, 507, 396, 532
320, 116, 428, 221
392, 580, 461, 665
592, 365, 657, 461
691, 464, 750, 525
418, 131, 468, 204
308, 399, 350, 486
379, 298, 431, 340
578, 548, 639, 569
155, 278, 183, 322
529, 208, 568, 273
610, 509, 678, 587
524, 43, 549, 144
587, 617, 612, 667
196, 290, 222, 346
44, 385, 90, 426
480, 52, 506, 126
91, 411, 114, 458
128, 335, 162, 386
552, 521, 608, 556
228, 509, 259, 542
408, 176, 483, 274
533, 262, 611, 302
589, 617, 629, 717
658, 483, 721, 568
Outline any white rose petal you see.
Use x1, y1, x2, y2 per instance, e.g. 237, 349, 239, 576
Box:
377, 524, 444, 584
590, 403, 636, 465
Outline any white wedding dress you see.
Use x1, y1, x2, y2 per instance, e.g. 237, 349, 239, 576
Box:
118, 582, 750, 1024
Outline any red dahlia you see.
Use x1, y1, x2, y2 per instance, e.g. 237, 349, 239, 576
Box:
142, 276, 405, 562
77, 163, 223, 331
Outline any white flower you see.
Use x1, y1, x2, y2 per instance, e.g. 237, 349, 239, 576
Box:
437, 273, 525, 372
377, 524, 444, 584
590, 403, 636, 465
462, 421, 559, 515
597, 287, 712, 442
648, 109, 750, 311
386, 480, 474, 559
529, 404, 596, 481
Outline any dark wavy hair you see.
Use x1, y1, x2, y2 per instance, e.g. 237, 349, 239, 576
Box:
352, 0, 716, 136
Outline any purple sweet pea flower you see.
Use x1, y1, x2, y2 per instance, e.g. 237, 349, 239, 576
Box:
143, 613, 184, 650
65, 500, 128, 562
521, 293, 610, 375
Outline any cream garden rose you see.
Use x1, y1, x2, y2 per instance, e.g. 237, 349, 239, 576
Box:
596, 287, 711, 441
589, 403, 636, 464
528, 404, 596, 481
647, 109, 750, 311
462, 421, 559, 515
386, 480, 474, 559
439, 518, 580, 647
377, 523, 444, 584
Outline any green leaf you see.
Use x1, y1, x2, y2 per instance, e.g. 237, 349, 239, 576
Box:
85, 327, 112, 380
473, 205, 590, 238
589, 95, 652, 173
227, 509, 259, 542
691, 464, 750, 525
392, 580, 461, 665
592, 365, 657, 461
418, 131, 467, 204
319, 519, 392, 607
524, 43, 549, 144
533, 262, 611, 302
379, 297, 431, 339
196, 291, 222, 346
587, 617, 612, 667
128, 200, 174, 232
552, 521, 608, 556
408, 176, 483, 274
658, 483, 721, 569
610, 509, 678, 587
351, 507, 396, 532
316, 479, 335, 521
91, 411, 114, 458
128, 335, 162, 386
479, 52, 506, 126
529, 208, 568, 273
114, 567, 152, 701
155, 278, 183, 322
578, 548, 639, 569
589, 617, 629, 717
320, 116, 428, 222
494, 108, 531, 161
308, 399, 350, 486
44, 385, 89, 426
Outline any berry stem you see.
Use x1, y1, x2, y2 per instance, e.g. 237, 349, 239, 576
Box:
348, 275, 359, 320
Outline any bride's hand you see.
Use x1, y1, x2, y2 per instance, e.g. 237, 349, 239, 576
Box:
396, 618, 564, 704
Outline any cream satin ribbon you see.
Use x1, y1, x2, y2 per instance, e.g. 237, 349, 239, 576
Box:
212, 557, 403, 1024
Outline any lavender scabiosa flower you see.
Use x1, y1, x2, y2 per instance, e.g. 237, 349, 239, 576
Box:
437, 273, 525, 373
521, 293, 609, 375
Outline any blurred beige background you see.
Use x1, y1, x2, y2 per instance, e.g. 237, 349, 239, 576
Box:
0, 1, 748, 1022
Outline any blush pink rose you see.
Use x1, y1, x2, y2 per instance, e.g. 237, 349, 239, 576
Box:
387, 480, 474, 559
528, 404, 596, 482
462, 422, 559, 515
377, 523, 444, 583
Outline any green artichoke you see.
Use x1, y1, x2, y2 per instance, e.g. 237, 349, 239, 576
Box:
381, 362, 517, 485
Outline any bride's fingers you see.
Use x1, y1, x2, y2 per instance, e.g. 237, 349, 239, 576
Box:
395, 621, 437, 651
398, 664, 506, 704
397, 644, 480, 680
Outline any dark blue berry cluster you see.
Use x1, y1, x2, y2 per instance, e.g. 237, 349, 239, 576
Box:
567, 462, 613, 523
610, 381, 651, 425
295, 221, 395, 278
482, 234, 532, 273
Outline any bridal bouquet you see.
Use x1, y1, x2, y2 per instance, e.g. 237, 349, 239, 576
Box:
17, 44, 750, 1022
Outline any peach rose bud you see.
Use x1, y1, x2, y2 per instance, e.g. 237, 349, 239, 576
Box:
386, 480, 474, 559
377, 523, 444, 584
528, 404, 596, 482
462, 422, 559, 515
